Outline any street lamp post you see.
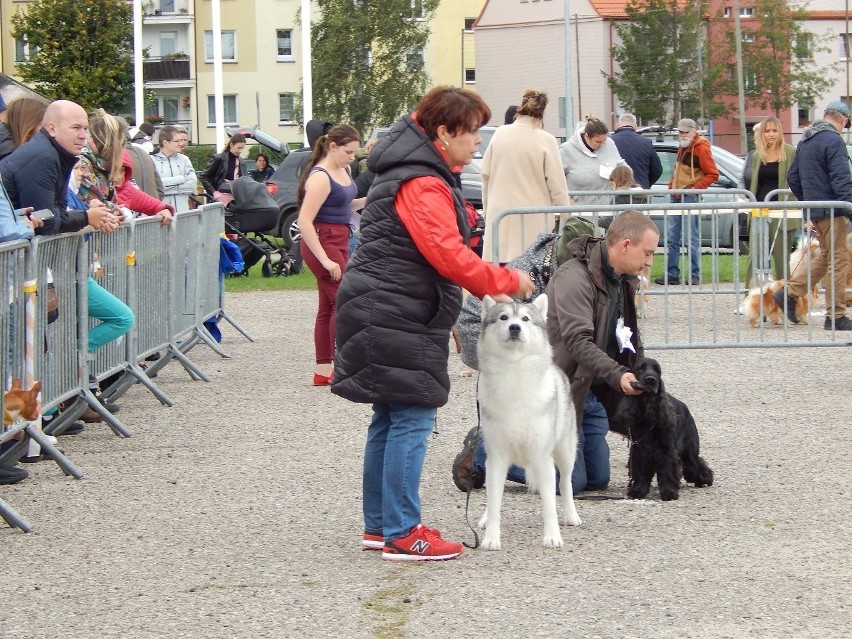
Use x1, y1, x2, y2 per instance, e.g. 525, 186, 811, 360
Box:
564, 0, 575, 134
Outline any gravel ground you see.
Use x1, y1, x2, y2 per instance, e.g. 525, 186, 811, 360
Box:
2, 290, 850, 639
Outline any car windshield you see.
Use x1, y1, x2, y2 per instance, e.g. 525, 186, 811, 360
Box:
474, 127, 495, 159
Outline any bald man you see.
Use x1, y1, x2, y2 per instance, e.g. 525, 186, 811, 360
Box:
0, 99, 115, 235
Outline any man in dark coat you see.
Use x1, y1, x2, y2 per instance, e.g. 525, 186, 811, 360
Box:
610, 113, 663, 189
775, 101, 852, 330
0, 100, 114, 235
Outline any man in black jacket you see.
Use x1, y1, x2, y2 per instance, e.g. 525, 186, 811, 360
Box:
775, 101, 852, 331
611, 113, 663, 189
0, 100, 115, 236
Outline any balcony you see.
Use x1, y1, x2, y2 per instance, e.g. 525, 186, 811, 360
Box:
144, 55, 191, 81
142, 0, 191, 19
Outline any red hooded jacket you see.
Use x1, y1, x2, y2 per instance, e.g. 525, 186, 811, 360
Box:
115, 150, 175, 216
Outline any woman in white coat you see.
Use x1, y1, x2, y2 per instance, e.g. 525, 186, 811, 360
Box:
560, 118, 627, 225
481, 89, 569, 264
150, 124, 197, 213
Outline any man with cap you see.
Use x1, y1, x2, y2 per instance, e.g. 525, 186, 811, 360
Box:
655, 117, 719, 286
774, 101, 852, 330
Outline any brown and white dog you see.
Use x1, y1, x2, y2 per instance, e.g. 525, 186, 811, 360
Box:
789, 232, 852, 307
743, 279, 815, 327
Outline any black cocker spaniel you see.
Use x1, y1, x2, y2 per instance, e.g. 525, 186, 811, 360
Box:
613, 357, 714, 501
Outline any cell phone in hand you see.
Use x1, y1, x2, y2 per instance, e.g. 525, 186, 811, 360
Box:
29, 209, 55, 221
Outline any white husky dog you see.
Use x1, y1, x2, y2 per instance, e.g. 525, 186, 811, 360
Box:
476, 295, 581, 550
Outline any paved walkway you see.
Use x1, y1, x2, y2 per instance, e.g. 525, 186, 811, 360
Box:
2, 291, 850, 638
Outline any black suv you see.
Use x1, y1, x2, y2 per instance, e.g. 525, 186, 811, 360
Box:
232, 124, 486, 249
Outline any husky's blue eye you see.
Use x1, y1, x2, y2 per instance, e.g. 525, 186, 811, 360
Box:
499, 314, 508, 321
522, 316, 529, 321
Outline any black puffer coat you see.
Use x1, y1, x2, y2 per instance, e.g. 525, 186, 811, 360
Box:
331, 115, 469, 407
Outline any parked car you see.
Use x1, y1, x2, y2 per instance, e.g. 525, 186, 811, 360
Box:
648, 140, 747, 248
225, 125, 288, 174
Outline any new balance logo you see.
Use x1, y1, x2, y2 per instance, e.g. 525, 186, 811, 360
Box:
410, 539, 430, 554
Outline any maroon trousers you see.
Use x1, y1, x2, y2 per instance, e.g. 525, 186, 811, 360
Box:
302, 222, 350, 364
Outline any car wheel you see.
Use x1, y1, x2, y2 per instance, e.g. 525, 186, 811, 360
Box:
278, 209, 300, 250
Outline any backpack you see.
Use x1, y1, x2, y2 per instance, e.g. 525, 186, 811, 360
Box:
556, 216, 604, 266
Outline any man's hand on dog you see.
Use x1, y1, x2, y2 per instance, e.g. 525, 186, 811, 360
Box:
621, 373, 644, 395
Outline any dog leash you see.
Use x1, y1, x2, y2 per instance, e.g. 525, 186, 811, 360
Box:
462, 377, 482, 550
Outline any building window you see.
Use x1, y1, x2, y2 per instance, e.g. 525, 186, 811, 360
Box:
14, 38, 33, 63
204, 30, 237, 62
163, 96, 180, 122
744, 68, 757, 93
841, 34, 851, 60
464, 17, 475, 31
798, 102, 813, 127
465, 68, 476, 84
795, 33, 813, 60
405, 0, 424, 19
739, 7, 753, 17
742, 32, 754, 43
207, 94, 238, 125
277, 29, 294, 62
279, 93, 296, 123
406, 51, 424, 71
160, 31, 178, 56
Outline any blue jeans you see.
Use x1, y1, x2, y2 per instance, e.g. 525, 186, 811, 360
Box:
472, 391, 610, 493
87, 277, 134, 353
363, 403, 436, 542
665, 195, 700, 279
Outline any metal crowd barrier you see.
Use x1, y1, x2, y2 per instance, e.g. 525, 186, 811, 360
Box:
1, 203, 239, 531
488, 198, 852, 349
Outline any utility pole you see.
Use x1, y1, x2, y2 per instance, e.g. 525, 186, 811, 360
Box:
733, 0, 747, 154
563, 0, 575, 135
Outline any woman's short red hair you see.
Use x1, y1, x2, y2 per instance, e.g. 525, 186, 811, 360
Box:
415, 86, 491, 140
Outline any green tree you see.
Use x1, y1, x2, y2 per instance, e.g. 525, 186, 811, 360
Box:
606, 0, 707, 125
304, 0, 440, 135
708, 0, 833, 117
12, 0, 133, 113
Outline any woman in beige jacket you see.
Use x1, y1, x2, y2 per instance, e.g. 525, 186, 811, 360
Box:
481, 89, 570, 263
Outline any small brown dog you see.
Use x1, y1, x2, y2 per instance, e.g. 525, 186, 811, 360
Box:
744, 279, 817, 327
788, 231, 852, 308
3, 379, 42, 426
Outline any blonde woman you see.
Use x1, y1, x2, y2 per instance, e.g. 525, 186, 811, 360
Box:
741, 117, 798, 286
481, 88, 569, 263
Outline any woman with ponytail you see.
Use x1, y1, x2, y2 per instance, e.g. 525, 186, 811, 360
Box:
297, 124, 366, 386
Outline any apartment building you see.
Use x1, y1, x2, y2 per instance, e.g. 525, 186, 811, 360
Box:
475, 0, 852, 152
1, 0, 486, 148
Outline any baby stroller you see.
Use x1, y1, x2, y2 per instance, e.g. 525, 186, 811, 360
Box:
224, 176, 301, 277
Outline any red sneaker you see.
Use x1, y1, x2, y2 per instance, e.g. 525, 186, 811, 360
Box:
362, 532, 384, 550
362, 526, 442, 551
382, 524, 462, 562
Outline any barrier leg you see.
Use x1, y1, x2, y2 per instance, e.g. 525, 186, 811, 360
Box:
0, 498, 33, 532
80, 388, 132, 438
193, 325, 231, 359
218, 309, 255, 342
25, 423, 86, 478
146, 342, 210, 382
99, 365, 174, 407
125, 363, 174, 406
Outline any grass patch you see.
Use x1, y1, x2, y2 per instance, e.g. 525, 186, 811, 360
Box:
224, 263, 317, 292
223, 253, 750, 293
651, 254, 749, 283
